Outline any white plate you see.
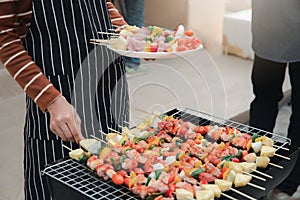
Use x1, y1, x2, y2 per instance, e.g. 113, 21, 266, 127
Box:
107, 44, 203, 59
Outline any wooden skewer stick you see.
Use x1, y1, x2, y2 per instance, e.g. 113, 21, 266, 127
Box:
253, 169, 273, 179
90, 42, 108, 46
242, 171, 266, 181
230, 188, 256, 200
134, 107, 150, 114
90, 135, 107, 144
90, 38, 115, 43
98, 130, 108, 135
123, 121, 130, 125
273, 144, 289, 151
221, 192, 238, 200
108, 127, 121, 134
97, 31, 120, 35
274, 153, 291, 160
269, 162, 284, 169
62, 144, 72, 151
247, 182, 265, 191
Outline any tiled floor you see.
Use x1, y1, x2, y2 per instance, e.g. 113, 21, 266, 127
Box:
0, 51, 294, 199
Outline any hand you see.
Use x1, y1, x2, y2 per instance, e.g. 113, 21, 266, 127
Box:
47, 95, 84, 143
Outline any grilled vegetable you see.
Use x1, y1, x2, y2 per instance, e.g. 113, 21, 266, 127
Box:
251, 141, 262, 153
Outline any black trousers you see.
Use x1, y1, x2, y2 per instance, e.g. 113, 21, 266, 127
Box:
249, 55, 300, 195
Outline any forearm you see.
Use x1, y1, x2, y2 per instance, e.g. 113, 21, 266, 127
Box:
0, 1, 61, 112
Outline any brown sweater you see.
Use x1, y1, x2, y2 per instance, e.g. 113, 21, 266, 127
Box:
0, 0, 126, 112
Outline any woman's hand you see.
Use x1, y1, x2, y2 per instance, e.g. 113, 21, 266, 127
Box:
47, 95, 84, 143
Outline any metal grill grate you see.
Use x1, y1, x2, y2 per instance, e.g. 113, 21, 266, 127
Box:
42, 108, 296, 200
42, 159, 139, 200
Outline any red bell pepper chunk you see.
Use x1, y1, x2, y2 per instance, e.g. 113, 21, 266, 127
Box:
166, 184, 176, 197
200, 178, 208, 185
232, 158, 240, 163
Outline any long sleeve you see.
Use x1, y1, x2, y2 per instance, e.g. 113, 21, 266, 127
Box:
0, 1, 61, 112
106, 0, 127, 27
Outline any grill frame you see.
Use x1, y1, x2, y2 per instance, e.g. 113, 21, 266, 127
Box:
42, 108, 299, 200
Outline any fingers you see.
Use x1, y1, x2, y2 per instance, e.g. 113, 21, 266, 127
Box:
60, 123, 76, 142
66, 111, 84, 144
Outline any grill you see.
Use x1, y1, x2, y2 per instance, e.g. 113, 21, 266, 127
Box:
42, 108, 299, 200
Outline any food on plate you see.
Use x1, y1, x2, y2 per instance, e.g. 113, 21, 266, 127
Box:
111, 25, 201, 53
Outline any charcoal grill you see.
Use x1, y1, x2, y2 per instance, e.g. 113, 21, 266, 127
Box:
42, 108, 299, 200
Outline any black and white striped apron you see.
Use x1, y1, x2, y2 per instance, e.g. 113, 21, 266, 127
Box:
23, 0, 129, 199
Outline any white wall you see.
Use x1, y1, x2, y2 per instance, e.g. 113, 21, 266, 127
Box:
187, 0, 226, 56
144, 0, 188, 29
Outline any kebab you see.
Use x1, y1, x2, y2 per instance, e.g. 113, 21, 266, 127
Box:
67, 135, 256, 200
98, 131, 261, 198
66, 114, 276, 200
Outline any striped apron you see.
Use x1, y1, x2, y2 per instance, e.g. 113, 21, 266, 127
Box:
23, 0, 129, 199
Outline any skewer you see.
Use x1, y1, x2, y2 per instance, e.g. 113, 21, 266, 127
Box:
274, 153, 290, 160
90, 42, 108, 46
273, 144, 289, 151
108, 127, 121, 134
98, 130, 108, 135
97, 31, 120, 36
90, 38, 115, 43
229, 188, 256, 200
62, 144, 72, 151
252, 169, 273, 179
134, 107, 150, 114
247, 182, 265, 191
221, 192, 238, 200
90, 135, 107, 144
242, 171, 266, 181
123, 121, 130, 125
269, 162, 284, 169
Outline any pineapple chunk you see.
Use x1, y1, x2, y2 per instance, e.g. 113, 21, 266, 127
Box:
260, 146, 276, 157
202, 184, 221, 198
215, 179, 232, 192
176, 189, 194, 200
255, 136, 274, 147
227, 162, 243, 173
79, 139, 101, 154
240, 162, 257, 173
256, 156, 270, 168
195, 190, 214, 200
69, 148, 84, 161
234, 173, 252, 188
